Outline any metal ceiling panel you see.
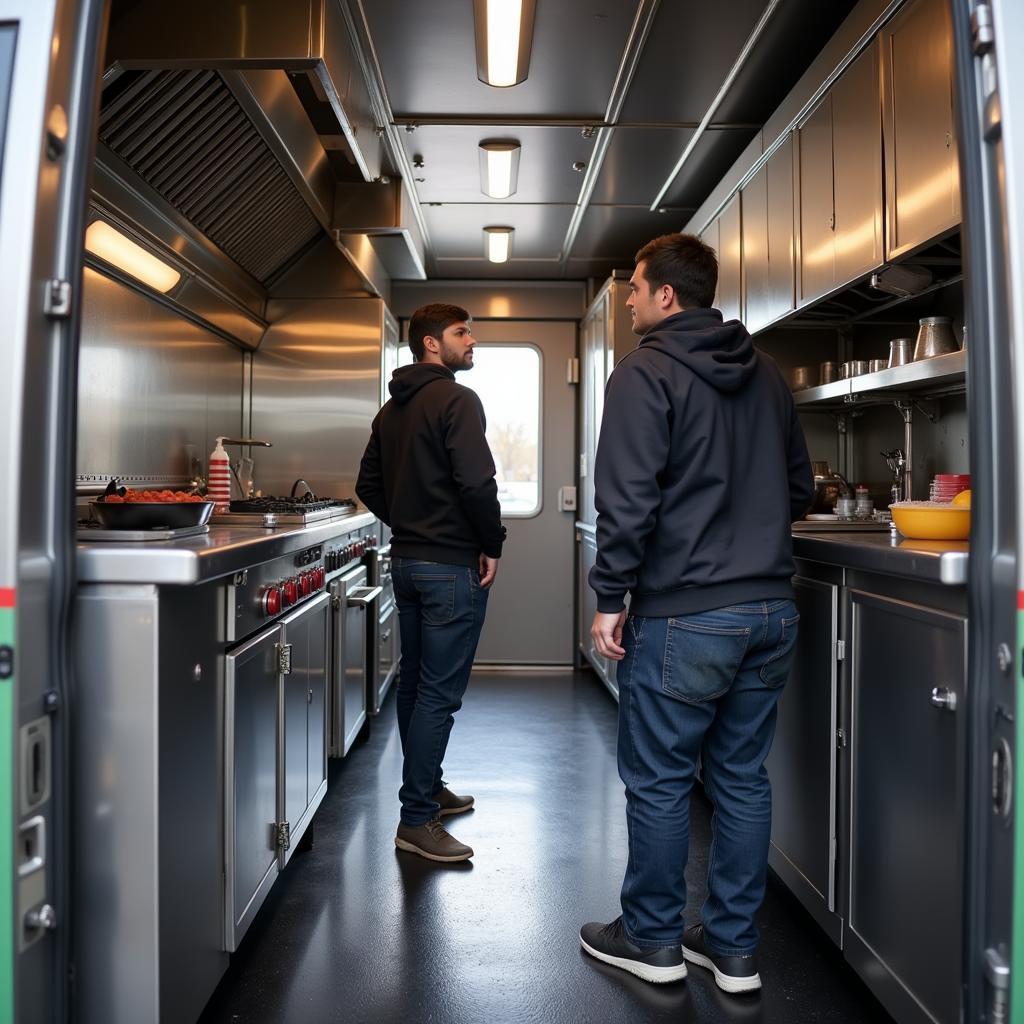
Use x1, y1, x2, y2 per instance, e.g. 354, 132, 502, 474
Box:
618, 0, 767, 124
659, 128, 761, 210
570, 205, 681, 262
434, 258, 565, 280
359, 0, 639, 119
99, 69, 322, 283
397, 125, 597, 205
421, 203, 574, 259
591, 126, 696, 206
567, 257, 634, 282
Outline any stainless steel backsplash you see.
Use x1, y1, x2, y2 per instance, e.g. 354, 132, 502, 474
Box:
77, 268, 244, 487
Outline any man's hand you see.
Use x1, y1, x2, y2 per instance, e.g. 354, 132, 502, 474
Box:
479, 554, 499, 589
591, 610, 627, 661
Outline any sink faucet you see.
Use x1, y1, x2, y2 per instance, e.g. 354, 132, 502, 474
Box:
218, 438, 272, 499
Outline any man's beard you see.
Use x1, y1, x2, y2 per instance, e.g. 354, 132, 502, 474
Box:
440, 342, 472, 372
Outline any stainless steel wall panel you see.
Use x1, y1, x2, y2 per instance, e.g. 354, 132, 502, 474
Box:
392, 281, 585, 320
741, 161, 770, 331
77, 269, 244, 485
253, 298, 385, 498
718, 194, 743, 322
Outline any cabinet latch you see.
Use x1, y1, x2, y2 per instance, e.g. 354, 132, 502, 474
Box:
43, 279, 72, 318
275, 821, 291, 850
835, 639, 846, 662
276, 643, 292, 675
984, 947, 1009, 1024
836, 728, 847, 750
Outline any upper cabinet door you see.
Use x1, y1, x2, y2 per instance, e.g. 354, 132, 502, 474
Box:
797, 96, 835, 305
744, 134, 795, 334
718, 194, 743, 323
832, 41, 884, 285
701, 217, 722, 311
882, 0, 960, 259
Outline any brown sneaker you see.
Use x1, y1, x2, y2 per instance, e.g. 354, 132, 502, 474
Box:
434, 785, 475, 817
395, 818, 474, 862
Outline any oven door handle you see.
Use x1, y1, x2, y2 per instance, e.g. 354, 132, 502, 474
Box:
348, 585, 383, 607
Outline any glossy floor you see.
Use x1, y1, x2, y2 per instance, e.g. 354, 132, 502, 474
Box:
199, 671, 893, 1024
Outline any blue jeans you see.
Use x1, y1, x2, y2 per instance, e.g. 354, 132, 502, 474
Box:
392, 558, 489, 826
617, 600, 799, 954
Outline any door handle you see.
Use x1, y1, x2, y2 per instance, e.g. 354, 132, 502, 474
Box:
348, 585, 382, 607
930, 686, 958, 712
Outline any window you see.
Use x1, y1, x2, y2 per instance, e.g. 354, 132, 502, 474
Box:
396, 342, 542, 516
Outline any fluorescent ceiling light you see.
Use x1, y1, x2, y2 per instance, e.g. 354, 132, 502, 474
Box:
85, 220, 181, 293
484, 226, 514, 264
479, 140, 521, 199
473, 0, 537, 88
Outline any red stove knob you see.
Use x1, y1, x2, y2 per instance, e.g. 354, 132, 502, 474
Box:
317, 567, 326, 588
282, 578, 298, 606
299, 572, 312, 597
310, 568, 322, 590
262, 586, 282, 617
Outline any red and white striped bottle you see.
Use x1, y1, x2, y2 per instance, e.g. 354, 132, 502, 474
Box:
208, 437, 232, 510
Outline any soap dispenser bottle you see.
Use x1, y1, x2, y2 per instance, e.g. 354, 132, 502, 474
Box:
208, 437, 232, 510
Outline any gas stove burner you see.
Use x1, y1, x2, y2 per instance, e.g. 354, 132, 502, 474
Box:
229, 496, 357, 515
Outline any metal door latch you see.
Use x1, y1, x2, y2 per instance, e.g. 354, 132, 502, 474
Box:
43, 279, 72, 318
25, 904, 57, 932
275, 821, 291, 850
930, 686, 958, 712
984, 947, 1009, 1024
276, 644, 292, 675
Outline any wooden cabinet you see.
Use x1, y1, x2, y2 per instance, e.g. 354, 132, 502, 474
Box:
798, 43, 883, 304
742, 134, 795, 333
882, 0, 960, 259
717, 194, 742, 322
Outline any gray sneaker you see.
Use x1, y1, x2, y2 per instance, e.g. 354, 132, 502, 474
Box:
395, 818, 474, 862
433, 786, 475, 817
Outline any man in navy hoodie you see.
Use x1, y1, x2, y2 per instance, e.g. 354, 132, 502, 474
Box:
579, 234, 813, 991
357, 303, 505, 863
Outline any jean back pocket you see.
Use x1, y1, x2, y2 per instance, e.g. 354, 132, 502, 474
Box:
411, 573, 457, 625
663, 616, 751, 704
759, 614, 800, 688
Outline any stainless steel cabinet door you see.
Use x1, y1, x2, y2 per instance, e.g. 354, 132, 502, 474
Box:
741, 161, 769, 332
378, 603, 396, 694
701, 218, 721, 309
717, 194, 742, 323
832, 41, 884, 285
798, 96, 835, 304
846, 589, 966, 1024
302, 596, 329, 806
344, 575, 368, 751
765, 576, 840, 942
882, 0, 960, 259
224, 624, 282, 952
578, 528, 616, 700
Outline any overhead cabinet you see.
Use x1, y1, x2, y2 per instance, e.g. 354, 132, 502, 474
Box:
797, 42, 884, 305
717, 194, 743, 323
882, 0, 960, 259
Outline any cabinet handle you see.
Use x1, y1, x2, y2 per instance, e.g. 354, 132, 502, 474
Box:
930, 686, 958, 712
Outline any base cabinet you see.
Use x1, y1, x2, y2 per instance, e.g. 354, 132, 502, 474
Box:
577, 527, 617, 699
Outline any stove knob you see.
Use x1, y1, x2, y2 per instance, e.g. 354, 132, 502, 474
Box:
262, 586, 282, 617
327, 551, 337, 572
315, 567, 325, 588
343, 544, 352, 563
282, 578, 298, 607
299, 572, 312, 597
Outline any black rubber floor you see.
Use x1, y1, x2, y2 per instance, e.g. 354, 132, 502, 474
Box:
199, 670, 894, 1024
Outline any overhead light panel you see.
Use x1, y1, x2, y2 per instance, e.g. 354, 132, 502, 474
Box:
85, 220, 181, 293
473, 0, 537, 87
479, 140, 521, 198
484, 226, 514, 264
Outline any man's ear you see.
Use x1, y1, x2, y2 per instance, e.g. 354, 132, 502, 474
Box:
423, 334, 440, 353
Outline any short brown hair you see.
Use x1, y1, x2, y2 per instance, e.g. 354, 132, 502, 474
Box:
408, 303, 470, 361
635, 233, 718, 309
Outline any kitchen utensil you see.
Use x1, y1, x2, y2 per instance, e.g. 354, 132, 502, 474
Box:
880, 449, 906, 505
90, 499, 215, 529
810, 463, 852, 513
787, 365, 817, 390
868, 359, 886, 373
887, 337, 914, 367
835, 496, 857, 518
913, 316, 960, 360
890, 501, 970, 540
819, 361, 837, 384
841, 360, 868, 378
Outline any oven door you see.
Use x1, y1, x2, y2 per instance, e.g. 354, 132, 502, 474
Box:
330, 567, 381, 756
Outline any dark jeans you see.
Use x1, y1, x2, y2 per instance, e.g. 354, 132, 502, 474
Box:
392, 558, 489, 826
617, 600, 799, 954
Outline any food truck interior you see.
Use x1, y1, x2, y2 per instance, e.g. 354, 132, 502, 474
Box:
0, 0, 1021, 1022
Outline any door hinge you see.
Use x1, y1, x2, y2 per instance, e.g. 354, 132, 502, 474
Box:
275, 821, 291, 850
984, 947, 1009, 1024
836, 728, 847, 750
276, 643, 292, 675
567, 357, 580, 384
43, 279, 72, 318
971, 3, 994, 56
835, 639, 846, 662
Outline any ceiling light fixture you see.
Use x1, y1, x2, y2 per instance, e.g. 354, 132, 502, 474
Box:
84, 220, 181, 293
479, 140, 521, 198
473, 0, 537, 88
484, 226, 514, 263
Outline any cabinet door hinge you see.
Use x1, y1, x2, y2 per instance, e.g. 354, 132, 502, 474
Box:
43, 279, 72, 318
567, 357, 580, 384
835, 639, 846, 662
276, 643, 292, 675
275, 821, 291, 850
836, 728, 847, 750
984, 947, 1009, 1024
971, 3, 994, 56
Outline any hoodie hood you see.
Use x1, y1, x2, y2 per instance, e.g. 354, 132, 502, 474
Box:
639, 308, 758, 393
388, 362, 455, 405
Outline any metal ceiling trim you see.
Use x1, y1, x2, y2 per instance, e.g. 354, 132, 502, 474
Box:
557, 0, 662, 271
686, 0, 906, 236
649, 0, 783, 212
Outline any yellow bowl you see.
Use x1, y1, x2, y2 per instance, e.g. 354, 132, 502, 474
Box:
890, 502, 970, 540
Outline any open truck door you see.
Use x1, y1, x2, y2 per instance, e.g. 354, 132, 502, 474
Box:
0, 1, 106, 1021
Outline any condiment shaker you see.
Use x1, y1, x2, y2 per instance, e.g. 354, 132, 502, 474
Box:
887, 337, 914, 367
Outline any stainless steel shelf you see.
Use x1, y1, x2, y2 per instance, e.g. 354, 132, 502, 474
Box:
793, 349, 966, 407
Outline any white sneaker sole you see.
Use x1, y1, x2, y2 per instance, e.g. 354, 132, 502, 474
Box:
394, 837, 473, 862
682, 947, 761, 993
580, 934, 688, 984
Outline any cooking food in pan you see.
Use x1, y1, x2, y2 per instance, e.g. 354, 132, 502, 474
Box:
90, 482, 214, 529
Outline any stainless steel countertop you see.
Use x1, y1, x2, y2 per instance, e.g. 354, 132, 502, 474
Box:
76, 511, 378, 585
793, 530, 968, 585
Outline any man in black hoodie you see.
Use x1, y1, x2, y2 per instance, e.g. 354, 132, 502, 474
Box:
579, 234, 813, 991
357, 303, 505, 863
